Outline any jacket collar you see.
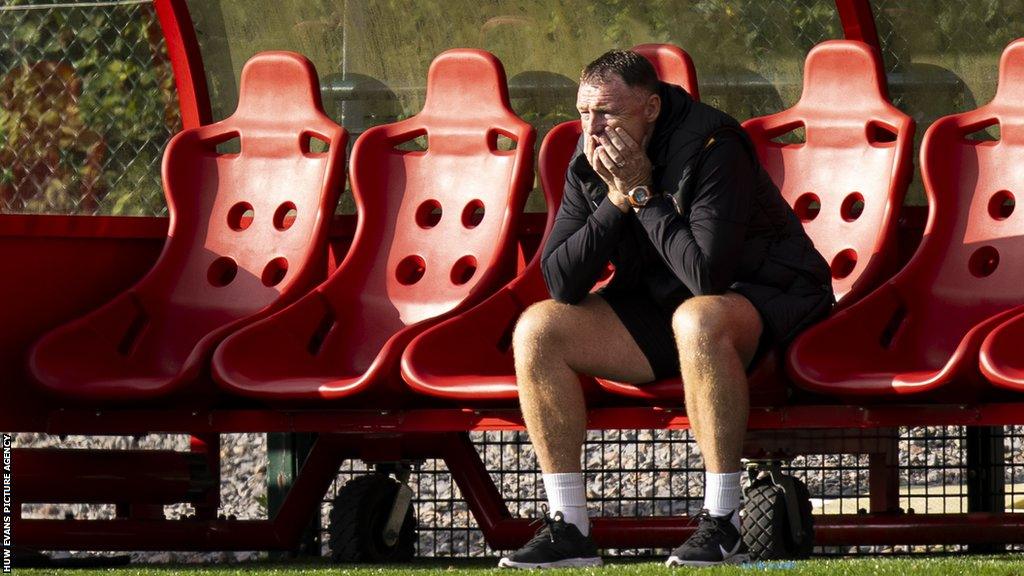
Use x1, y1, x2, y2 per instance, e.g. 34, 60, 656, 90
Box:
647, 81, 693, 167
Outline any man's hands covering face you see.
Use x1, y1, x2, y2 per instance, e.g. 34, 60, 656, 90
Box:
585, 126, 653, 213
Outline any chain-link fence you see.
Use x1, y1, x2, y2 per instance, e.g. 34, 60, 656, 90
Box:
871, 1, 1024, 205
0, 0, 179, 216
6, 1, 1024, 215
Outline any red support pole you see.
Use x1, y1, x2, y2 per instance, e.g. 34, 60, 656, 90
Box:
189, 434, 220, 521
268, 434, 347, 545
154, 0, 212, 128
834, 0, 881, 52
868, 434, 901, 513
442, 433, 522, 547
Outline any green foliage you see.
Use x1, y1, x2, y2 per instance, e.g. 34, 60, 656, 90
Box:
6, 0, 1024, 216
0, 0, 178, 215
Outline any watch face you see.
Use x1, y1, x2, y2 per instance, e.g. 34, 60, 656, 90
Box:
631, 186, 650, 206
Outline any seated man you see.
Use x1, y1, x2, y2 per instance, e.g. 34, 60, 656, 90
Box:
498, 50, 834, 569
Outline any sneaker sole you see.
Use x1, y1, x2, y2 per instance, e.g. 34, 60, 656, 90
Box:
498, 557, 604, 569
664, 553, 749, 567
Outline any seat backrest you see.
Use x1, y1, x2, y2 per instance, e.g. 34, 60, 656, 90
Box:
156, 51, 345, 320
906, 39, 1024, 330
632, 43, 700, 100
343, 49, 535, 325
532, 44, 700, 296
742, 40, 913, 305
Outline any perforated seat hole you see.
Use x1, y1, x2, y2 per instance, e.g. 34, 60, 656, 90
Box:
214, 136, 241, 155
396, 255, 426, 285
450, 255, 478, 286
794, 193, 821, 222
841, 193, 865, 222
227, 202, 254, 231
831, 249, 858, 280
274, 202, 297, 230
301, 134, 330, 154
769, 124, 805, 145
261, 257, 289, 287
989, 190, 1015, 220
969, 246, 1000, 278
416, 200, 442, 229
462, 200, 485, 228
488, 131, 518, 152
394, 133, 428, 152
208, 257, 238, 287
867, 121, 898, 144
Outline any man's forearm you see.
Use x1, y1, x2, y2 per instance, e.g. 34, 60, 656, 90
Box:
541, 196, 626, 304
635, 195, 739, 295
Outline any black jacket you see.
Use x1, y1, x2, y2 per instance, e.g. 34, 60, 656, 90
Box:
541, 82, 833, 342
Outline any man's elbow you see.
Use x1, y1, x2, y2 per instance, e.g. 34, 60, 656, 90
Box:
542, 267, 586, 305
689, 270, 732, 297
547, 286, 586, 305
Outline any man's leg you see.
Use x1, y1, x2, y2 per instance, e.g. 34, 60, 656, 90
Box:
673, 292, 761, 470
512, 293, 655, 532
666, 293, 763, 567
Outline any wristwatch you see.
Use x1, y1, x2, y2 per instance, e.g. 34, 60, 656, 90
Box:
627, 185, 654, 209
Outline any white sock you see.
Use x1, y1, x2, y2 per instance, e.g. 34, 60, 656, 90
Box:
704, 471, 742, 530
542, 472, 590, 536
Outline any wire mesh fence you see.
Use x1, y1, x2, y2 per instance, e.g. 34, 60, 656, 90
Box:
9, 424, 1021, 560
319, 425, 1022, 558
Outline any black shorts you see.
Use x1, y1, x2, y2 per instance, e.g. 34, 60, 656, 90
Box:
596, 288, 777, 381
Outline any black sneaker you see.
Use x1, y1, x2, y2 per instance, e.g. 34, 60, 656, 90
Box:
665, 510, 748, 567
498, 511, 602, 569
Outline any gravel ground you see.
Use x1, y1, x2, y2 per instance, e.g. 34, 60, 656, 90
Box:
14, 426, 1022, 562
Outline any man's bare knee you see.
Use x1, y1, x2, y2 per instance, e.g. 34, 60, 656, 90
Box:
512, 300, 572, 382
673, 294, 761, 370
672, 296, 732, 351
514, 300, 567, 351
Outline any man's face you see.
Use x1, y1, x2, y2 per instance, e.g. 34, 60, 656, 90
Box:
576, 75, 660, 154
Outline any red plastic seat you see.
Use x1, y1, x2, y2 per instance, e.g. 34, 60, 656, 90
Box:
212, 49, 535, 402
28, 51, 347, 401
596, 40, 913, 406
400, 45, 698, 402
789, 39, 1024, 400
632, 43, 700, 101
978, 305, 1024, 389
980, 314, 1024, 390
742, 40, 914, 305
